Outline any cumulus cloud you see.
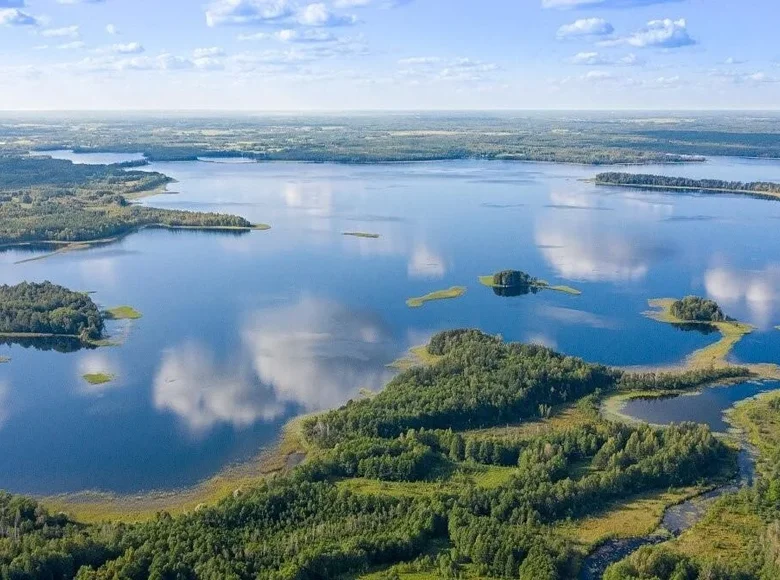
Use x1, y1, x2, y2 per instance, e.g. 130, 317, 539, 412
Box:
105, 23, 119, 35
557, 18, 613, 39
111, 42, 144, 54
58, 40, 86, 50
571, 51, 641, 66
240, 28, 338, 42
602, 18, 695, 49
193, 46, 225, 58
297, 2, 356, 26
206, 0, 294, 26
41, 25, 80, 37
0, 8, 39, 26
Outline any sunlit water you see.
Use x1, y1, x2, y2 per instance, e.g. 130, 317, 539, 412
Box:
1, 151, 780, 494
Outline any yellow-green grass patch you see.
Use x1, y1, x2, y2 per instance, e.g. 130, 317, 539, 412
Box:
82, 373, 115, 386
104, 306, 142, 320
406, 286, 467, 308
387, 344, 444, 371
556, 487, 702, 551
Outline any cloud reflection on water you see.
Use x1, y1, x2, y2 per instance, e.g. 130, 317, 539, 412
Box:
153, 297, 397, 435
705, 265, 780, 329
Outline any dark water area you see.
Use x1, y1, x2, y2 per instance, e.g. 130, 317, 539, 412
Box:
2, 152, 780, 494
620, 380, 780, 433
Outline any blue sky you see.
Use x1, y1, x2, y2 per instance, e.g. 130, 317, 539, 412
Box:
0, 0, 778, 110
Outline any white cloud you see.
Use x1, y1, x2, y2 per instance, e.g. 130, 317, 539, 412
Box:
206, 0, 295, 27
111, 42, 144, 54
0, 8, 39, 26
105, 23, 119, 35
297, 3, 356, 26
602, 18, 695, 49
572, 51, 642, 66
42, 25, 80, 38
277, 28, 337, 42
557, 18, 613, 39
193, 46, 225, 58
57, 0, 106, 4
334, 0, 371, 6
58, 40, 86, 50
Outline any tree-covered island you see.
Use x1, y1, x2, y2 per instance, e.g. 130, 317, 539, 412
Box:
595, 172, 780, 200
479, 270, 581, 296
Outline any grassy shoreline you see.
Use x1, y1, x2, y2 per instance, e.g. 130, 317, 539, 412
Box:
104, 306, 143, 320
43, 415, 314, 523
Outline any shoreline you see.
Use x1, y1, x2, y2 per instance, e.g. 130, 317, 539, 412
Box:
594, 179, 780, 201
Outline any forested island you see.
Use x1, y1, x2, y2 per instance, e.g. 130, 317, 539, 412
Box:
2, 329, 773, 579
595, 172, 780, 200
0, 156, 267, 247
0, 281, 104, 342
670, 296, 729, 322
480, 270, 581, 296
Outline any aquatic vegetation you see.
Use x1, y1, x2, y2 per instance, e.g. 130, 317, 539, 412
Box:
104, 306, 143, 320
406, 286, 466, 308
343, 231, 381, 239
83, 373, 115, 386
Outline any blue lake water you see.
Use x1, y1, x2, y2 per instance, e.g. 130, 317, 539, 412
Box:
1, 152, 780, 494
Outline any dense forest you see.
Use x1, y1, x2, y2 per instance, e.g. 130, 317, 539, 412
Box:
595, 172, 780, 197
0, 156, 256, 245
670, 296, 729, 323
490, 270, 539, 289
0, 281, 103, 341
0, 330, 756, 580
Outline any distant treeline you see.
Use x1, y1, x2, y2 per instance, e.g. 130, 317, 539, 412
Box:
596, 172, 780, 197
0, 281, 103, 341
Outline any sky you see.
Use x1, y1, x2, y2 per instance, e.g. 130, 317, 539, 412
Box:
0, 0, 779, 110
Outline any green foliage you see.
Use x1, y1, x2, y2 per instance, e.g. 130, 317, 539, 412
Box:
618, 366, 752, 392
0, 156, 254, 245
670, 296, 728, 322
491, 270, 538, 288
0, 281, 103, 340
304, 330, 618, 445
596, 172, 780, 197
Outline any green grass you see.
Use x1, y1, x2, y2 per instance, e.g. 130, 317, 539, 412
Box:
343, 231, 380, 239
387, 344, 444, 371
104, 306, 143, 320
406, 286, 467, 308
478, 275, 581, 295
82, 373, 115, 386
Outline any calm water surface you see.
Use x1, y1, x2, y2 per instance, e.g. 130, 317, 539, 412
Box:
1, 152, 780, 494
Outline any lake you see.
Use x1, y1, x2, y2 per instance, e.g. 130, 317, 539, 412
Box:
1, 152, 780, 494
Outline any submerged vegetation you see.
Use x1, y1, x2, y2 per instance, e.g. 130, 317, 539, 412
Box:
406, 286, 467, 308
479, 270, 581, 297
0, 281, 104, 342
0, 156, 266, 246
596, 172, 780, 200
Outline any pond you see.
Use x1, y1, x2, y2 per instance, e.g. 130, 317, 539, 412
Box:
1, 152, 780, 494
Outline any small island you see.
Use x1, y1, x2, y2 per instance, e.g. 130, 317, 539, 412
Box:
83, 373, 115, 386
595, 172, 780, 201
342, 232, 380, 239
406, 286, 467, 308
645, 297, 754, 368
479, 270, 581, 297
0, 356, 9, 364
0, 282, 105, 344
104, 306, 143, 320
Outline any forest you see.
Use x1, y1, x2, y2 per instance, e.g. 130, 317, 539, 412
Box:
0, 281, 104, 341
0, 330, 762, 580
4, 112, 780, 166
595, 172, 780, 197
670, 296, 729, 323
0, 156, 257, 245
